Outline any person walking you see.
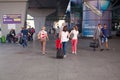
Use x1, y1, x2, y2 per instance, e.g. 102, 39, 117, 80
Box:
101, 24, 109, 50
93, 24, 104, 51
70, 25, 79, 54
59, 26, 69, 58
38, 26, 49, 54
21, 27, 29, 47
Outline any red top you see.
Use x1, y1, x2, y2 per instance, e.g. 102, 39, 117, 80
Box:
56, 38, 62, 49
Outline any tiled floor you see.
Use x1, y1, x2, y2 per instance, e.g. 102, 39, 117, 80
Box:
0, 36, 120, 80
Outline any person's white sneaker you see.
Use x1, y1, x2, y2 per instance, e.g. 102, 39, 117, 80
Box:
74, 53, 77, 55
64, 55, 67, 58
72, 52, 74, 54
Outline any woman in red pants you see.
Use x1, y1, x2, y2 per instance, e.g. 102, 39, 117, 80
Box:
70, 26, 79, 55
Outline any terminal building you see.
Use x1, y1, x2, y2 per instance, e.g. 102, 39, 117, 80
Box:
0, 0, 120, 39
0, 1, 120, 80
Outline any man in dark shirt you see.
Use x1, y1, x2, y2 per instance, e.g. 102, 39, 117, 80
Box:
21, 27, 28, 47
101, 24, 109, 50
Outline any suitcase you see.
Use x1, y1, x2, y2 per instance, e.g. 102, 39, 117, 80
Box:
89, 42, 99, 48
56, 48, 64, 59
1, 36, 6, 43
89, 40, 99, 51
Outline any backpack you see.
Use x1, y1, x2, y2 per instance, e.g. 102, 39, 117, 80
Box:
31, 28, 35, 33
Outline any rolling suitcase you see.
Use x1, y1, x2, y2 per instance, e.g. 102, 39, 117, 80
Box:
56, 39, 64, 59
56, 48, 64, 59
89, 40, 99, 51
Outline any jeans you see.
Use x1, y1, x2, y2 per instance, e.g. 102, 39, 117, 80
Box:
22, 35, 28, 47
62, 42, 67, 55
102, 37, 108, 43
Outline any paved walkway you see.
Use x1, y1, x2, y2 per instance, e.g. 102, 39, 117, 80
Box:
0, 36, 120, 80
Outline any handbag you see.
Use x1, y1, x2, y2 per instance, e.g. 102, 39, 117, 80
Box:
69, 33, 74, 40
37, 31, 47, 41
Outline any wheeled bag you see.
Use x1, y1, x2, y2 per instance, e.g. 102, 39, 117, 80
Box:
56, 48, 64, 59
89, 40, 99, 51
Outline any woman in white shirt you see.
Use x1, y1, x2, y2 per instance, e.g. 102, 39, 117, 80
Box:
70, 26, 79, 54
59, 26, 69, 58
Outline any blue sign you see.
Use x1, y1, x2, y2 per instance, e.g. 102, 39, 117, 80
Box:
100, 0, 110, 11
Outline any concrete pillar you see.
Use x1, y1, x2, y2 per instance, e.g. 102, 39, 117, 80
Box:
0, 0, 28, 36
27, 9, 55, 40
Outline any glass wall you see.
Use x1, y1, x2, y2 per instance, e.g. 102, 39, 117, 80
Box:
82, 0, 111, 37
68, 0, 82, 32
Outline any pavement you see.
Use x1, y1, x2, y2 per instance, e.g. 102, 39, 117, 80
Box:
0, 35, 120, 80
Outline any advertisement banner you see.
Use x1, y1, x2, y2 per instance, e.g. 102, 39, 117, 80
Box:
3, 14, 21, 24
82, 0, 111, 37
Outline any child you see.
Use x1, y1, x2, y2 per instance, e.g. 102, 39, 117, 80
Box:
56, 34, 62, 49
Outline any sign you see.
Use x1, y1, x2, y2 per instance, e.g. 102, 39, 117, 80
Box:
3, 14, 21, 24
8, 24, 16, 30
